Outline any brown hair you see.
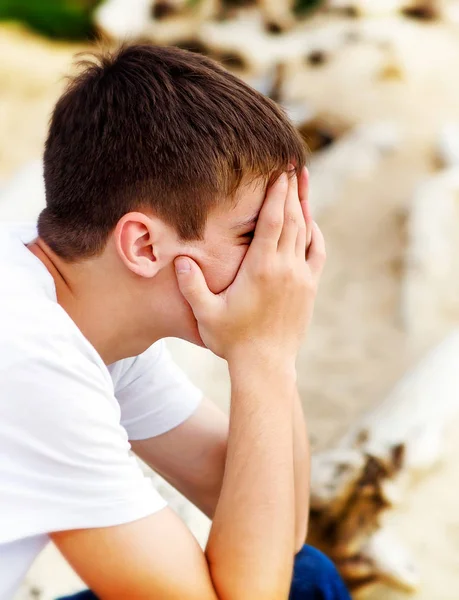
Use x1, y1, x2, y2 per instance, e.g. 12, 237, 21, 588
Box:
39, 44, 307, 260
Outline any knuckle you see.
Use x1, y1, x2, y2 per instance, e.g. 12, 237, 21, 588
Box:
285, 212, 298, 226
279, 263, 295, 282
266, 216, 283, 231
255, 269, 269, 282
253, 259, 271, 281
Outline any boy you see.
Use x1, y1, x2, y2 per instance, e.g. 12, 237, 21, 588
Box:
0, 44, 348, 600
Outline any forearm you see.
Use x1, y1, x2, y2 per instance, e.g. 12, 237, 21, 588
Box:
293, 389, 310, 551
206, 355, 297, 600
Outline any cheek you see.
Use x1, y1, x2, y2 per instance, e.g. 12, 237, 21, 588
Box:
203, 246, 248, 295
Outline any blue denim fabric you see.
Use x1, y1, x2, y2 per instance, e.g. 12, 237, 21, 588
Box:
288, 546, 352, 600
57, 545, 351, 600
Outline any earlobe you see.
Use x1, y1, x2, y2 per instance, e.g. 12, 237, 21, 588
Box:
114, 213, 159, 278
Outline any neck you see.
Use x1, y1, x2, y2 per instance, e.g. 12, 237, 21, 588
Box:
27, 239, 165, 364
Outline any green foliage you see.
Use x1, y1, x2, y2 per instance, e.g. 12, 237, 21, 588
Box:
186, 0, 323, 13
294, 0, 323, 15
0, 0, 322, 40
0, 0, 101, 39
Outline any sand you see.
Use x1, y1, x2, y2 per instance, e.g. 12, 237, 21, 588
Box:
0, 14, 458, 599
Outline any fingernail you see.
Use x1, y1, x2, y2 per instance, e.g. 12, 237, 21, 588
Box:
175, 258, 191, 273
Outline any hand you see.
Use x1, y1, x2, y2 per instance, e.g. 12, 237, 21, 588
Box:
174, 167, 326, 365
299, 167, 314, 251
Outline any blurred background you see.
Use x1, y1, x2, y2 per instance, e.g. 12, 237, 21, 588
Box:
1, 1, 459, 599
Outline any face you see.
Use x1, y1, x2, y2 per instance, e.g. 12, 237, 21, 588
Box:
157, 177, 267, 345
186, 178, 266, 292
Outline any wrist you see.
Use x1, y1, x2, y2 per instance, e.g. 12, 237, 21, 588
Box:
227, 345, 297, 385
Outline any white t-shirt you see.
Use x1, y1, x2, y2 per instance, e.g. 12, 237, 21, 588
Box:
0, 224, 202, 599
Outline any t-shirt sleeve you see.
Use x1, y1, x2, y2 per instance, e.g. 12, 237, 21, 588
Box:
113, 341, 203, 441
0, 342, 166, 545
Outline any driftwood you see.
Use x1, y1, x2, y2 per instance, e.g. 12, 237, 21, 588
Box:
325, 0, 442, 19
94, 0, 153, 40
325, 0, 459, 23
308, 329, 459, 595
400, 164, 459, 344
215, 0, 297, 33
307, 122, 400, 217
94, 0, 298, 45
435, 122, 459, 168
0, 159, 45, 222
325, 0, 409, 17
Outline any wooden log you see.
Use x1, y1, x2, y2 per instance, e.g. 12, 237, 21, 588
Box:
435, 122, 459, 168
258, 0, 296, 33
307, 122, 400, 217
442, 0, 459, 25
0, 160, 45, 222
94, 0, 218, 44
214, 0, 296, 33
400, 166, 459, 344
94, 0, 153, 40
94, 0, 298, 49
324, 0, 411, 17
324, 0, 441, 19
199, 11, 306, 75
308, 329, 459, 594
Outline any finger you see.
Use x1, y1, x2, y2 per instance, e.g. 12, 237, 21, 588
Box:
174, 257, 216, 319
299, 167, 313, 251
252, 172, 288, 252
278, 169, 300, 254
306, 222, 326, 278
296, 167, 309, 255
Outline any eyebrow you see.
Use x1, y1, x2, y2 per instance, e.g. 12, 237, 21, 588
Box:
232, 214, 259, 232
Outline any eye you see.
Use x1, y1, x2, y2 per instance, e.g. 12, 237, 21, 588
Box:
240, 230, 255, 244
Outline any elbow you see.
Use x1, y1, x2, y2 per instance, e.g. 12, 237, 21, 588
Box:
212, 582, 289, 600
208, 557, 291, 600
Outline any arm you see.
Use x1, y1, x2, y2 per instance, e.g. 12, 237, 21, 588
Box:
132, 392, 309, 550
51, 168, 325, 599
53, 362, 297, 600
131, 397, 229, 519
292, 166, 314, 549
207, 354, 296, 600
134, 167, 313, 548
293, 389, 310, 548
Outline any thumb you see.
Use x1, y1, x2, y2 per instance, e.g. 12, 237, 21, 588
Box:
174, 256, 215, 317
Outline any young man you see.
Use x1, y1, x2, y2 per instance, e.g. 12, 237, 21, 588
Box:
0, 45, 349, 600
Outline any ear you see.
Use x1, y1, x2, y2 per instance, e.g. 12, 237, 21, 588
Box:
114, 212, 163, 278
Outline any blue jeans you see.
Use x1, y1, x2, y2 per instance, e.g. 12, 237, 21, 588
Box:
57, 545, 351, 600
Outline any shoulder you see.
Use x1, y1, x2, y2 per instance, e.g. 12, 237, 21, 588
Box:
110, 340, 203, 440
0, 257, 110, 378
0, 298, 117, 428
109, 340, 165, 389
